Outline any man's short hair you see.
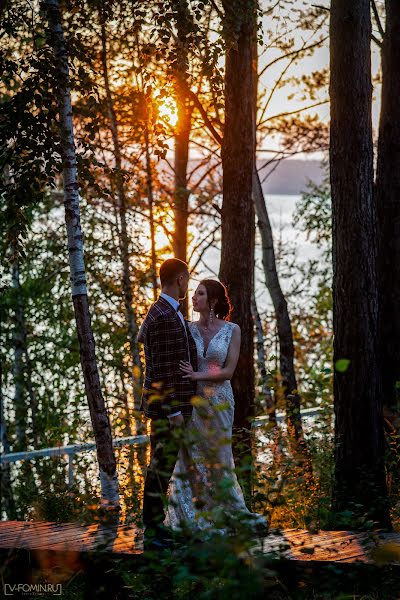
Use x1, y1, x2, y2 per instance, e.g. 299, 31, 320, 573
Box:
159, 258, 188, 286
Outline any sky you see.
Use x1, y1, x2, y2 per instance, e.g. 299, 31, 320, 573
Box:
157, 1, 384, 161
257, 0, 383, 159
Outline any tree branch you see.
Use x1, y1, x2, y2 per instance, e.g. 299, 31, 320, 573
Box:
188, 224, 220, 263
370, 0, 385, 39
258, 36, 329, 80
258, 99, 329, 127
190, 234, 220, 274
188, 90, 223, 145
371, 32, 383, 48
210, 0, 223, 20
189, 160, 222, 192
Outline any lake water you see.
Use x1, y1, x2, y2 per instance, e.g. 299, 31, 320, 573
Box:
189, 194, 324, 314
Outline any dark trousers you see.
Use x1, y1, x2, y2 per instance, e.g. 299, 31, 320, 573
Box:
142, 418, 184, 530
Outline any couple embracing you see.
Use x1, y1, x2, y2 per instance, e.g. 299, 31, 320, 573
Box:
138, 258, 265, 550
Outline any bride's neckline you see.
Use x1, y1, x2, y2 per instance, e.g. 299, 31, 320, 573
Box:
192, 321, 229, 357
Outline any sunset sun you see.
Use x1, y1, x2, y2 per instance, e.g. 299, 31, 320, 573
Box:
156, 97, 178, 127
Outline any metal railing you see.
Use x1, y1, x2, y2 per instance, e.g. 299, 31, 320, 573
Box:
0, 435, 148, 487
0, 408, 323, 487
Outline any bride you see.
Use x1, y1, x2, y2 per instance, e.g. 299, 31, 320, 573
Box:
165, 279, 266, 533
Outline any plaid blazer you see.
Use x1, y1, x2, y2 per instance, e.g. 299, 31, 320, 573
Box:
139, 296, 198, 419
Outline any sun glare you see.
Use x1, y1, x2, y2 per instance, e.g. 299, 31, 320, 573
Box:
154, 228, 170, 248
157, 97, 178, 127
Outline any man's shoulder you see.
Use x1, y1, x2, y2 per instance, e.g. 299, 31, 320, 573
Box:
145, 298, 177, 326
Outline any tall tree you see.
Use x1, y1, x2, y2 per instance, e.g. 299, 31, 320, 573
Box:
168, 0, 195, 316
11, 256, 25, 450
253, 170, 303, 438
144, 115, 159, 302
251, 291, 275, 423
42, 0, 119, 506
171, 0, 193, 259
99, 12, 141, 413
0, 387, 17, 519
219, 0, 256, 437
375, 0, 400, 413
330, 0, 390, 527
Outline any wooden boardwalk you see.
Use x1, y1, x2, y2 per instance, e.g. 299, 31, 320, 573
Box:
0, 520, 399, 564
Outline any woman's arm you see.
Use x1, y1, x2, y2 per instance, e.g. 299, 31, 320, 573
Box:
180, 324, 241, 382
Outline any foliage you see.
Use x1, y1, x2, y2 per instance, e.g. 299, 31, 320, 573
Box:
1, 0, 399, 596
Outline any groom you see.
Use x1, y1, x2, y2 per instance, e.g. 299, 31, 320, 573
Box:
139, 258, 198, 549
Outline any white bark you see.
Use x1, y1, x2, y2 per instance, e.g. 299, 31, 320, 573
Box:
43, 0, 119, 506
45, 1, 87, 298
251, 292, 276, 423
253, 167, 304, 441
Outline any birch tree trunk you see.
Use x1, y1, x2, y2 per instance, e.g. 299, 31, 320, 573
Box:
251, 292, 276, 423
250, 33, 306, 445
253, 169, 304, 440
375, 0, 400, 414
43, 0, 119, 506
330, 0, 390, 527
100, 18, 141, 414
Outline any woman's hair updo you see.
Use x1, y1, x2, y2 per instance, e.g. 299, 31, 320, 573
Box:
200, 279, 233, 321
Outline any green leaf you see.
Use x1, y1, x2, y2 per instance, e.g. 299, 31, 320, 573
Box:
335, 359, 350, 373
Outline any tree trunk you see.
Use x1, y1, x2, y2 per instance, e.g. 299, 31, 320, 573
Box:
171, 0, 193, 317
220, 0, 256, 439
43, 0, 119, 506
0, 387, 17, 519
251, 292, 276, 423
144, 120, 158, 301
11, 252, 39, 448
23, 342, 39, 448
330, 0, 390, 527
100, 18, 141, 412
173, 96, 191, 267
11, 257, 26, 451
253, 169, 306, 440
9, 253, 39, 510
375, 0, 400, 413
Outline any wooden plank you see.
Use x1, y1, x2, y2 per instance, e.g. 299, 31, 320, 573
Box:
23, 523, 109, 550
259, 530, 400, 564
0, 521, 399, 564
291, 542, 366, 563
0, 522, 90, 551
288, 533, 359, 555
287, 530, 356, 545
0, 523, 71, 546
0, 521, 79, 535
0, 522, 85, 546
9, 523, 139, 554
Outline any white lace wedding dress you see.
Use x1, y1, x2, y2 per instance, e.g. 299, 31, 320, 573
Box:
165, 321, 266, 533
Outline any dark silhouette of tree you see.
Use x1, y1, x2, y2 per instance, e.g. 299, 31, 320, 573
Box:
253, 170, 303, 438
330, 0, 390, 528
219, 0, 256, 443
375, 0, 400, 414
